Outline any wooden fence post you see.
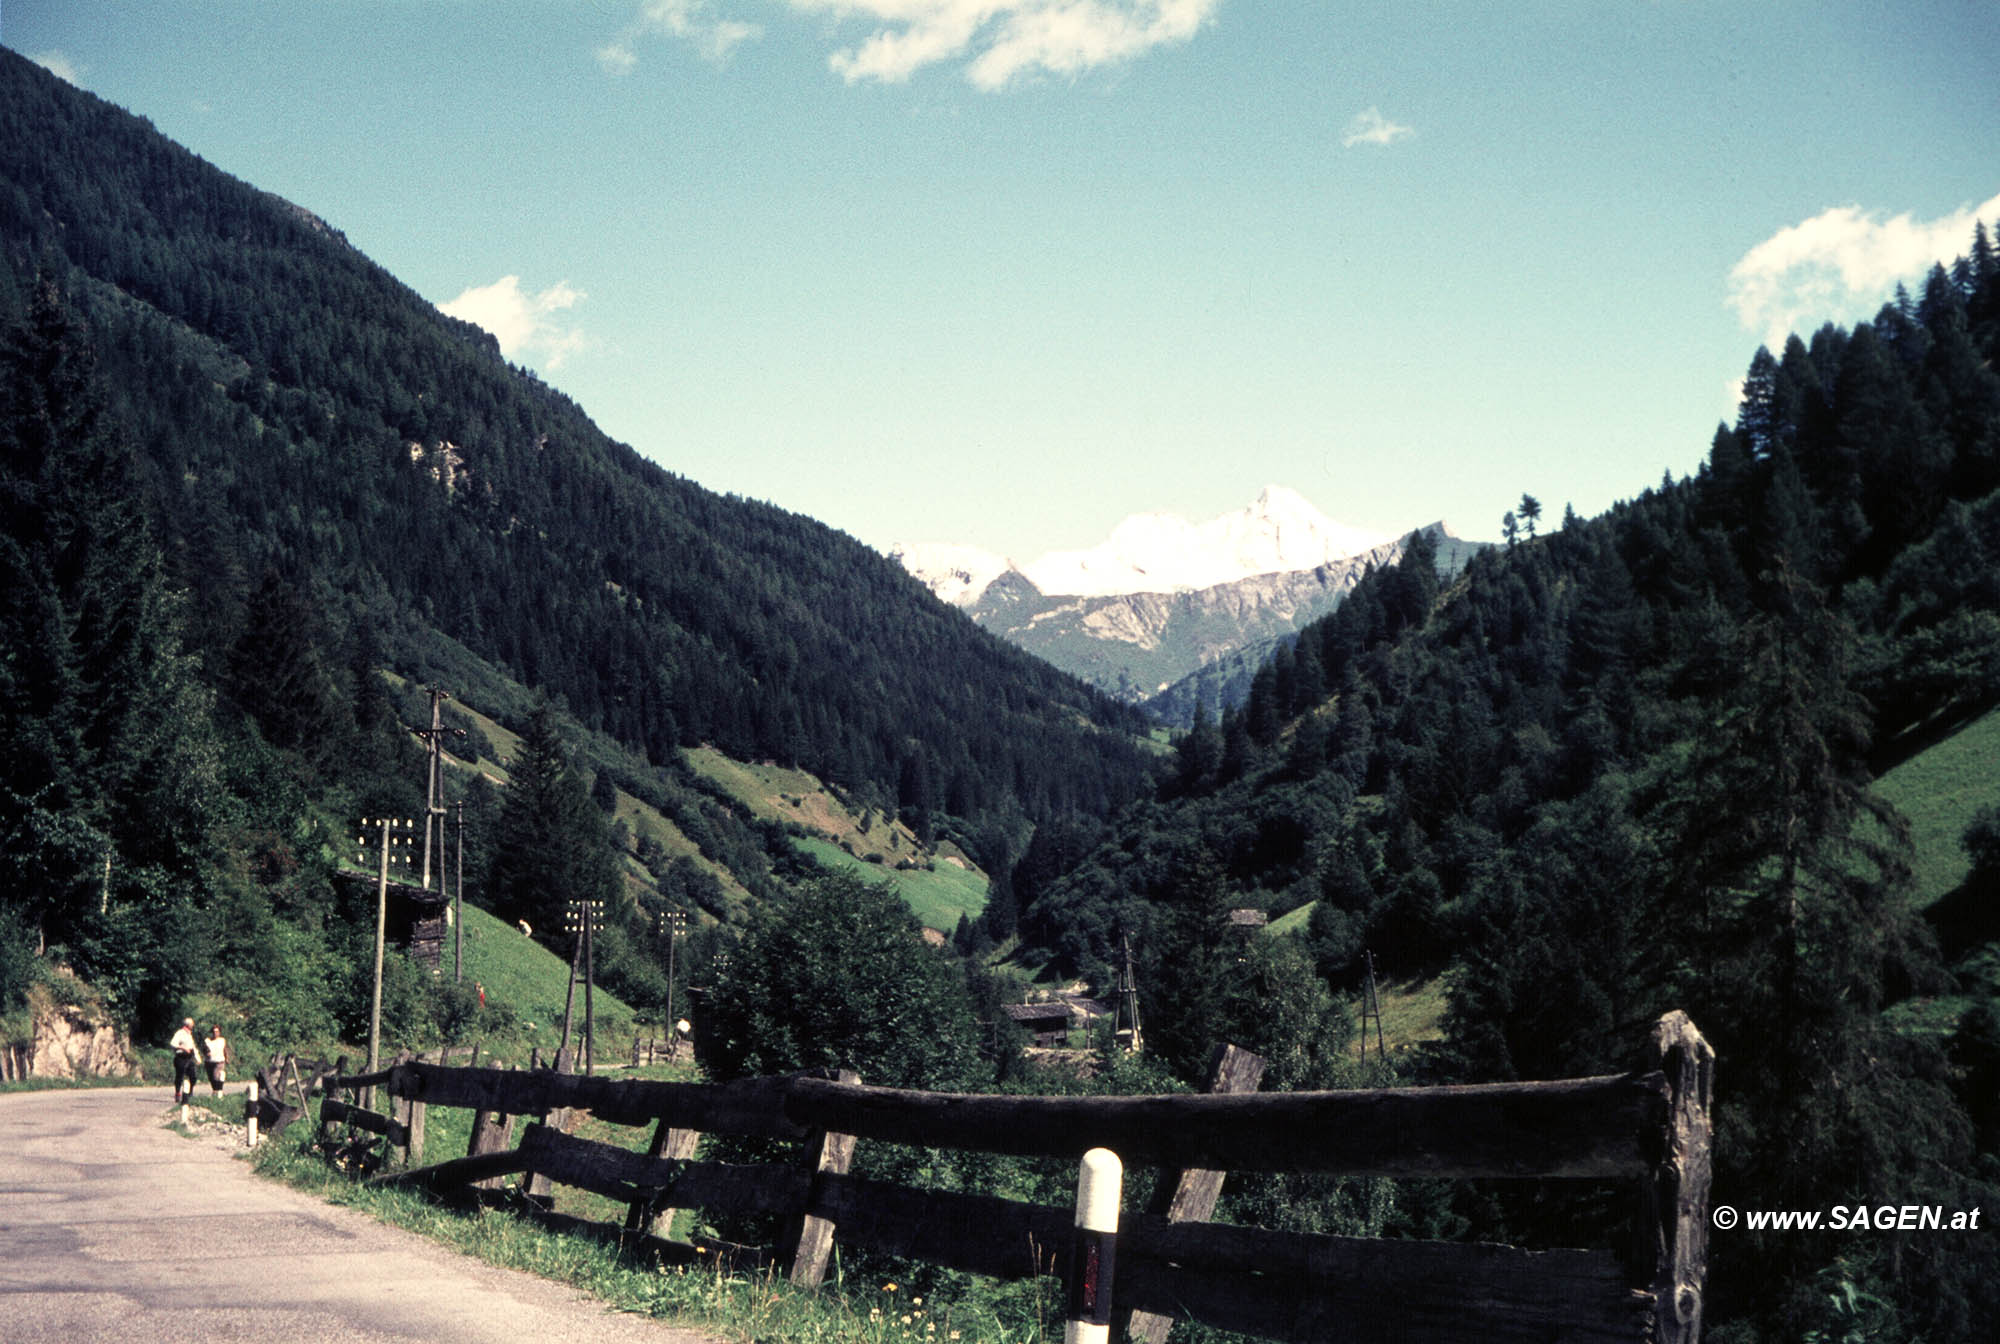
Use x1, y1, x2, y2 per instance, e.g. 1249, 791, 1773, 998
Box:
624, 1116, 702, 1241
525, 1049, 575, 1204
284, 1054, 310, 1116
1124, 1043, 1266, 1344
464, 1063, 519, 1192
783, 1068, 860, 1287
1639, 1011, 1714, 1344
401, 1052, 427, 1166
316, 1055, 347, 1147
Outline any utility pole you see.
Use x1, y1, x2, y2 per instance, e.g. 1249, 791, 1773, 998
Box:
412, 686, 464, 893
562, 896, 605, 1075
357, 817, 414, 1109
660, 908, 686, 1058
1115, 930, 1143, 1054
1358, 947, 1387, 1063
453, 800, 466, 983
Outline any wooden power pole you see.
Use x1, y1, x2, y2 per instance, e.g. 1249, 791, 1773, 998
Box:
1115, 930, 1143, 1054
1358, 948, 1387, 1063
357, 816, 414, 1108
453, 799, 465, 983
412, 685, 463, 895
560, 896, 604, 1076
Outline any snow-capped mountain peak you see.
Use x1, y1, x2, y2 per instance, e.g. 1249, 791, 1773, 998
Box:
1020, 486, 1392, 599
893, 487, 1394, 606
886, 541, 1016, 607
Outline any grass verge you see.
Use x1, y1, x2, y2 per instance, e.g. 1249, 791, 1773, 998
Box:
238, 1118, 1060, 1344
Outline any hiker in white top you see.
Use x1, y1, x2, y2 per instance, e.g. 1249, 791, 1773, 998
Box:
169, 1018, 199, 1103
203, 1025, 229, 1094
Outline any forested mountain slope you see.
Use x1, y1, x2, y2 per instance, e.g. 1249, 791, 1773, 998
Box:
0, 48, 1155, 833
1017, 230, 2000, 1339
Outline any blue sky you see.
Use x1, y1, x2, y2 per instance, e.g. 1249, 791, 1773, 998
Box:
9, 1, 1998, 558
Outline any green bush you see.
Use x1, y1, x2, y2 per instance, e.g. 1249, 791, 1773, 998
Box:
698, 871, 980, 1091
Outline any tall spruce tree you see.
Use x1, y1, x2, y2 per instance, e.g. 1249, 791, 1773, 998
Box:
485, 703, 617, 939
224, 567, 342, 760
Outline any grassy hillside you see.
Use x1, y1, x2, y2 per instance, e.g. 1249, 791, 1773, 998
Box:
686, 746, 989, 932
457, 900, 637, 1051
391, 679, 991, 934
788, 837, 988, 933
1875, 707, 1999, 908
1262, 902, 1449, 1054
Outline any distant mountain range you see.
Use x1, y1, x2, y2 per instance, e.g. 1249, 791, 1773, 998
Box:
895, 486, 1393, 600
892, 488, 1483, 710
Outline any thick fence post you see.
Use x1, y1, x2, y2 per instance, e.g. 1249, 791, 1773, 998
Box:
783, 1068, 860, 1287
401, 1053, 427, 1166
464, 1063, 519, 1192
525, 1049, 575, 1205
625, 1116, 702, 1241
316, 1055, 347, 1147
1639, 1010, 1714, 1344
1065, 1148, 1122, 1344
1126, 1043, 1266, 1344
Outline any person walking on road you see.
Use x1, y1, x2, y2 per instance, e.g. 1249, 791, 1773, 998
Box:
169, 1018, 199, 1103
203, 1024, 229, 1094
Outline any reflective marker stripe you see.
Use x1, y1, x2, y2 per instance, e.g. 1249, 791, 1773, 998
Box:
1066, 1228, 1118, 1325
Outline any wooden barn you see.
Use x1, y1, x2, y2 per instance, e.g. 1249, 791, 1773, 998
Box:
1003, 994, 1111, 1048
338, 872, 451, 970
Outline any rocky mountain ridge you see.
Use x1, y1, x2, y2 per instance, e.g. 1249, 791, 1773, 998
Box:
914, 520, 1479, 707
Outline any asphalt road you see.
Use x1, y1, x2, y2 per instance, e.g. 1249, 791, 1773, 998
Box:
0, 1085, 730, 1344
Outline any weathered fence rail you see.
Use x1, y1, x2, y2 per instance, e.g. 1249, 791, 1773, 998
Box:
314, 1011, 1713, 1344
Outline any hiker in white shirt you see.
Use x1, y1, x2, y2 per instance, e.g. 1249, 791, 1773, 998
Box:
203, 1025, 229, 1094
169, 1018, 199, 1103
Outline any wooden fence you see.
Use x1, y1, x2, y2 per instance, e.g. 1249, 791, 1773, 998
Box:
310, 1011, 1714, 1344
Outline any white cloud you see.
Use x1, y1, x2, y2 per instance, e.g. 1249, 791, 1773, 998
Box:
1341, 106, 1413, 149
597, 42, 641, 76
601, 0, 762, 73
608, 0, 1217, 87
1727, 190, 2000, 349
438, 276, 589, 371
29, 50, 84, 85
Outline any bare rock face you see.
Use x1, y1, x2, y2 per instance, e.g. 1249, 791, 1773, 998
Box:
28, 985, 138, 1079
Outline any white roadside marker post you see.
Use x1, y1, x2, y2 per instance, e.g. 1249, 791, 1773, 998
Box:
1065, 1147, 1122, 1344
245, 1079, 260, 1148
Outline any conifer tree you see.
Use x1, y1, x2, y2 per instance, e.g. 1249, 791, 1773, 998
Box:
1517, 494, 1542, 538
1175, 698, 1222, 792
225, 567, 342, 759
1736, 345, 1780, 457
485, 703, 617, 937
